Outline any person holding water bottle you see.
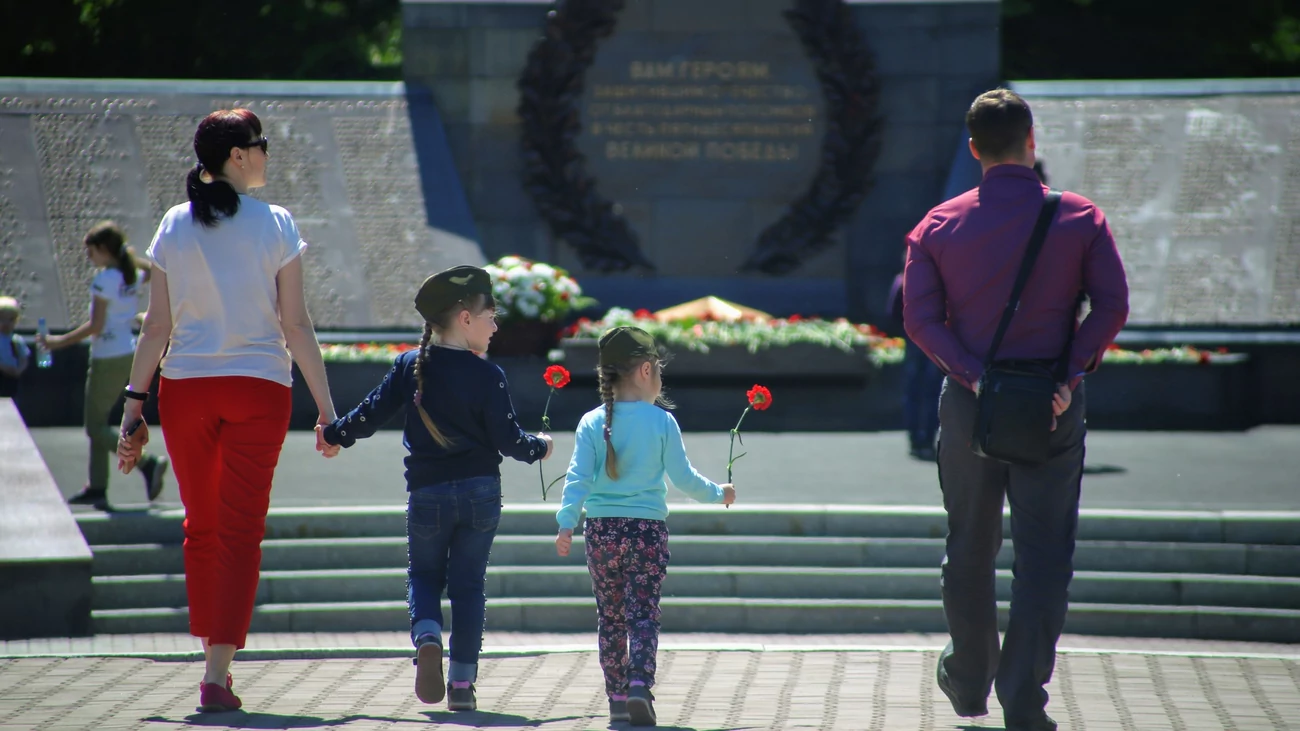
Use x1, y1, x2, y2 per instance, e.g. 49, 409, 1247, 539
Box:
0, 297, 32, 399
39, 221, 169, 510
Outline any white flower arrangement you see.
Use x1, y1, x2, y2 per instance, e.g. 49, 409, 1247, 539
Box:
483, 255, 596, 323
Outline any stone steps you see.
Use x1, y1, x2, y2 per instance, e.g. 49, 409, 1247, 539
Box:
73, 505, 1300, 545
90, 598, 1300, 641
89, 536, 1300, 577
91, 566, 1300, 610
75, 505, 1300, 641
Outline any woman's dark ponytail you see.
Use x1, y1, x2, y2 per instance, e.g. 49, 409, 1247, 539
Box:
187, 109, 263, 228
84, 221, 136, 287
186, 162, 240, 228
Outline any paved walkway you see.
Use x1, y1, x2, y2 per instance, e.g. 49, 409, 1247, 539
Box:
32, 426, 1300, 511
4, 632, 1300, 661
2, 646, 1297, 730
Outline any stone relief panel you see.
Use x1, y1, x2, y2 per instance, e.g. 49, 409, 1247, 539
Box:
0, 121, 37, 314
135, 114, 204, 224
335, 112, 483, 329
1, 85, 483, 329
1271, 110, 1300, 322
1030, 95, 1299, 324
32, 113, 148, 319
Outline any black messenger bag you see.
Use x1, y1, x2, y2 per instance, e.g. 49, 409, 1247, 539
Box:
971, 190, 1076, 467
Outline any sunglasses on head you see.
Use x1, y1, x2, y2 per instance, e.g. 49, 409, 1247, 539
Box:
241, 136, 269, 154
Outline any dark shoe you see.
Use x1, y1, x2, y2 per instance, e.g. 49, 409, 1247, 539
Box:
68, 486, 108, 510
627, 685, 656, 726
197, 682, 242, 712
609, 696, 631, 722
447, 681, 476, 712
413, 638, 445, 704
936, 661, 988, 718
1006, 712, 1058, 731
142, 455, 169, 502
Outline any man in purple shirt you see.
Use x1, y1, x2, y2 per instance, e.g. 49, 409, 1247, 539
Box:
903, 89, 1128, 731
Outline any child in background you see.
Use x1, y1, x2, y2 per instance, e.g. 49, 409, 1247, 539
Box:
555, 326, 736, 727
319, 265, 553, 712
38, 222, 168, 508
0, 296, 31, 399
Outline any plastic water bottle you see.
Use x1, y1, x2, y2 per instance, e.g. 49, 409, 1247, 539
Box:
35, 318, 52, 368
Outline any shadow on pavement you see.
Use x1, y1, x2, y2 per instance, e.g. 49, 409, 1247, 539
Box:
143, 711, 590, 728
419, 710, 585, 726
1082, 463, 1126, 475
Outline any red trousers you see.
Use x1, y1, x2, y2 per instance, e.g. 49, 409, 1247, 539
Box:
159, 375, 291, 649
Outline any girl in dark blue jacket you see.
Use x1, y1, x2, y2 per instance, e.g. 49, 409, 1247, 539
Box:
320, 265, 553, 711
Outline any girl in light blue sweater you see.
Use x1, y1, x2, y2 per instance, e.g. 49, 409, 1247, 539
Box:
555, 326, 736, 726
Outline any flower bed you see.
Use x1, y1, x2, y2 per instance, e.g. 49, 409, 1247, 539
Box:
561, 307, 906, 367
1100, 343, 1243, 365
318, 335, 1244, 370
319, 343, 418, 363
484, 255, 595, 324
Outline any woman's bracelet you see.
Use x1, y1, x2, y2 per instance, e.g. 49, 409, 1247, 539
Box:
122, 388, 148, 402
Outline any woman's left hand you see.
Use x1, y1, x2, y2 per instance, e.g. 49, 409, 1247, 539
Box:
117, 402, 148, 473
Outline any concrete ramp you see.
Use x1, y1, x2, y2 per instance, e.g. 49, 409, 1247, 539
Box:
0, 399, 92, 638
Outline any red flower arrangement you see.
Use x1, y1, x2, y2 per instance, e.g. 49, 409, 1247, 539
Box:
539, 365, 571, 499
727, 385, 773, 498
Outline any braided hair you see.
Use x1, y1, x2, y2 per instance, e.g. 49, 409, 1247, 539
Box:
412, 321, 452, 448
598, 363, 620, 479
597, 348, 674, 481
413, 292, 496, 449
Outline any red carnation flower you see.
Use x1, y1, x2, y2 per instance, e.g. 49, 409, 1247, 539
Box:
727, 384, 773, 489
544, 365, 571, 389
538, 364, 572, 500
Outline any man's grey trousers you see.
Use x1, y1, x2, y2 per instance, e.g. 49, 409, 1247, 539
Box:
935, 376, 1086, 721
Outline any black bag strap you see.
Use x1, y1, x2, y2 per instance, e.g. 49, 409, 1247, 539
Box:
1054, 290, 1087, 383
982, 190, 1063, 369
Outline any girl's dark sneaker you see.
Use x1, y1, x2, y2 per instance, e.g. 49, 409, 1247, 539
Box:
609, 697, 631, 722
627, 686, 656, 726
414, 638, 445, 704
447, 681, 476, 711
197, 682, 242, 712
67, 486, 108, 510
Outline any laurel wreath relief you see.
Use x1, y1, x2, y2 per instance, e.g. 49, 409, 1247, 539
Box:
517, 0, 882, 275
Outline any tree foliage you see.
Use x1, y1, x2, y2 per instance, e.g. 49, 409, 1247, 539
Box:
1, 0, 402, 80
1003, 0, 1300, 79
2, 0, 1298, 81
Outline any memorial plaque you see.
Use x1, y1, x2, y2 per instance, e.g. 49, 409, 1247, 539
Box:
1027, 93, 1300, 325
0, 82, 484, 330
564, 21, 834, 277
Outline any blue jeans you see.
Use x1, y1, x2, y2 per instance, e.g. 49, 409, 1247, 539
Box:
406, 476, 502, 682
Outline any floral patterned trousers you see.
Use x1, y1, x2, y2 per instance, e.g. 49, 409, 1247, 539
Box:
583, 517, 671, 696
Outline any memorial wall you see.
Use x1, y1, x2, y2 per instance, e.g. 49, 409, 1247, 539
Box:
0, 80, 483, 331
402, 0, 1003, 321
3, 2, 1298, 332
1019, 82, 1300, 325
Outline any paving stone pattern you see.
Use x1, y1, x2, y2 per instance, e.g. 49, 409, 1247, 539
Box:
1, 650, 1296, 730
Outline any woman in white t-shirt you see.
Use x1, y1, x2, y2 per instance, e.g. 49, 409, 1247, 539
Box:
115, 108, 338, 713
41, 221, 169, 509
